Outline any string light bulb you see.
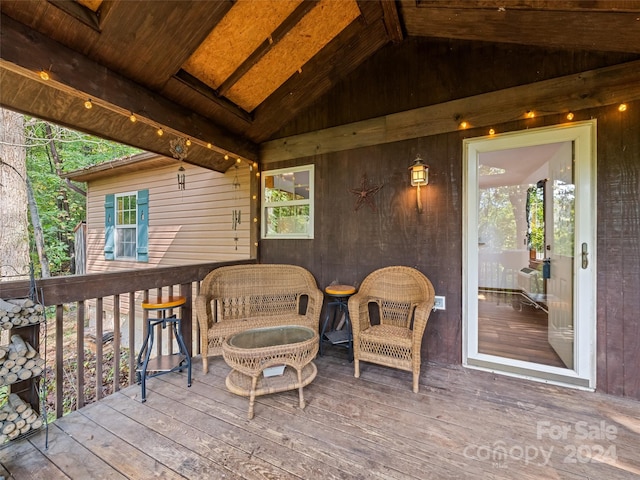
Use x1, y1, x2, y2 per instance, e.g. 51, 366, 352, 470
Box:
84, 99, 93, 109
236, 157, 242, 164
157, 128, 164, 136
566, 112, 574, 121
459, 121, 468, 129
526, 110, 535, 118
186, 139, 191, 146
489, 128, 495, 135
39, 70, 50, 81
224, 154, 229, 160
129, 113, 137, 123
207, 143, 212, 149
618, 103, 628, 112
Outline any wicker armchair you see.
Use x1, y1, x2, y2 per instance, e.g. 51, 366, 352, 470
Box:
348, 266, 435, 393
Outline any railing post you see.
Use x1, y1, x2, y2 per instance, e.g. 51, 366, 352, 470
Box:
180, 282, 193, 357
113, 294, 121, 392
55, 304, 64, 419
76, 300, 85, 410
128, 291, 136, 385
96, 297, 103, 401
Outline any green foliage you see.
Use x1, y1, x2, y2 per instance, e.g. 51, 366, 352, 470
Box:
528, 186, 545, 253
25, 119, 141, 276
478, 186, 519, 251
551, 182, 575, 256
264, 175, 310, 235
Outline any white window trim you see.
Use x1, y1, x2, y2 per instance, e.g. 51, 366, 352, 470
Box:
261, 164, 314, 239
114, 191, 138, 260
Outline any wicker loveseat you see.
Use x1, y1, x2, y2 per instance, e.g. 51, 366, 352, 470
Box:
195, 264, 323, 374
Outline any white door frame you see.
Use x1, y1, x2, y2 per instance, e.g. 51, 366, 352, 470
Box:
462, 121, 597, 390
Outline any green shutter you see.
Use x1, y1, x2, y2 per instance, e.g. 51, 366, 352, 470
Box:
137, 189, 149, 262
104, 194, 115, 260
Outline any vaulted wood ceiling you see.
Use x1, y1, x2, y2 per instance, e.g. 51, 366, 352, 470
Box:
1, 0, 639, 172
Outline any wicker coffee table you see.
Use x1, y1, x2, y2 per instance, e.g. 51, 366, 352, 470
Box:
222, 325, 319, 419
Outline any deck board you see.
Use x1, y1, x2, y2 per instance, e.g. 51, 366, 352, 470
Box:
96, 390, 304, 479
1, 352, 639, 479
0, 430, 69, 479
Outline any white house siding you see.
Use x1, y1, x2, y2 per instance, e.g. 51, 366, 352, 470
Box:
86, 161, 251, 272
82, 160, 251, 350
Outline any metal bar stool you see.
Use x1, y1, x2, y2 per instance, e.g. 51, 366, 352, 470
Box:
320, 284, 356, 361
137, 295, 192, 402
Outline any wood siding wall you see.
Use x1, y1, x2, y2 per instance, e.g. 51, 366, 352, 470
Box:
86, 161, 251, 273
259, 38, 640, 399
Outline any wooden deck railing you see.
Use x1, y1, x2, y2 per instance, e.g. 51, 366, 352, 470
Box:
0, 259, 256, 419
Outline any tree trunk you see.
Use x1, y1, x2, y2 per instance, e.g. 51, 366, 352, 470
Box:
0, 108, 30, 281
26, 177, 51, 278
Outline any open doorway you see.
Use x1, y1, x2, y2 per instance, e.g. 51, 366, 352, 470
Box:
477, 142, 571, 368
463, 121, 597, 390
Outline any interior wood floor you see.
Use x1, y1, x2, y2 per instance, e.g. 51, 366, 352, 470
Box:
1, 352, 639, 479
478, 290, 565, 368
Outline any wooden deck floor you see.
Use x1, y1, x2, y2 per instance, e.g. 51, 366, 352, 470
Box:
1, 351, 639, 479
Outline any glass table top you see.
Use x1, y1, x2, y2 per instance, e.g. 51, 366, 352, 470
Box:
228, 325, 315, 349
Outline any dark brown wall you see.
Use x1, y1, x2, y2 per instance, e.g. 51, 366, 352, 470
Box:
260, 38, 640, 399
595, 102, 640, 399
274, 37, 638, 137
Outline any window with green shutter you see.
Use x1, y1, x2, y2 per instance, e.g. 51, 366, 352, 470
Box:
104, 190, 148, 262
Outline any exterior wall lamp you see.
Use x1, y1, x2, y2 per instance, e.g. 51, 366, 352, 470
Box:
409, 154, 429, 213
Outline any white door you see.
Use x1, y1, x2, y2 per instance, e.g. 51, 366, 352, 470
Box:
546, 142, 575, 369
463, 121, 597, 390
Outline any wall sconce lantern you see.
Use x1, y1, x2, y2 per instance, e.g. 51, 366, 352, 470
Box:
409, 154, 429, 213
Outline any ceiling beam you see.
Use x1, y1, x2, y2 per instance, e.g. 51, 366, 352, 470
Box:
380, 0, 404, 43
217, 0, 320, 97
0, 66, 238, 173
260, 59, 640, 163
173, 70, 254, 124
400, 1, 640, 54
0, 13, 257, 167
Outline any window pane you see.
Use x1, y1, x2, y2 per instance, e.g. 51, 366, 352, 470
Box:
116, 227, 136, 258
265, 206, 310, 235
115, 193, 138, 258
293, 171, 310, 200
265, 171, 310, 202
116, 194, 136, 226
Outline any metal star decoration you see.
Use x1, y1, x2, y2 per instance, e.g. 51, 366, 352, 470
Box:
349, 173, 383, 212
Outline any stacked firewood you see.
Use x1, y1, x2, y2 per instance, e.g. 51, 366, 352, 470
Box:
0, 393, 43, 442
0, 298, 45, 330
0, 335, 45, 386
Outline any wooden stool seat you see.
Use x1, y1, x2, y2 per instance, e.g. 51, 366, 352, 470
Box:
141, 295, 186, 311
325, 285, 356, 296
